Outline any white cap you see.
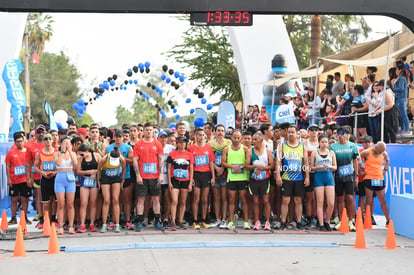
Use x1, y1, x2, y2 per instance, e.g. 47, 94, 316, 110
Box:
303, 82, 310, 88
284, 92, 295, 98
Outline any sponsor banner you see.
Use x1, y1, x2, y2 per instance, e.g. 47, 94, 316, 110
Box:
217, 100, 235, 131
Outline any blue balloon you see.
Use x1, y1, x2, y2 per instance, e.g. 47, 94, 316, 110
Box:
174, 71, 180, 78
77, 113, 82, 118
166, 78, 171, 84
144, 61, 150, 68
104, 83, 109, 90
206, 104, 213, 110
201, 98, 207, 104
190, 108, 195, 114
169, 122, 176, 129
103, 80, 108, 84
99, 84, 104, 88
194, 117, 205, 128
162, 114, 167, 119
110, 80, 116, 86
185, 98, 191, 104
79, 108, 84, 115
72, 103, 79, 111
161, 74, 166, 80
129, 80, 133, 84
160, 110, 165, 115
57, 122, 62, 130
179, 76, 185, 82
175, 114, 180, 120
124, 86, 127, 90
138, 63, 144, 69
173, 108, 177, 113
159, 89, 163, 96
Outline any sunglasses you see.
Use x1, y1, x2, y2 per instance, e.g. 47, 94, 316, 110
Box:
309, 128, 318, 132
43, 137, 52, 141
79, 153, 85, 157
337, 131, 346, 136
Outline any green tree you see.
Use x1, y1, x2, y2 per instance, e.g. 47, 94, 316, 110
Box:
165, 18, 241, 103
77, 113, 94, 126
29, 52, 82, 124
26, 13, 54, 55
283, 15, 371, 69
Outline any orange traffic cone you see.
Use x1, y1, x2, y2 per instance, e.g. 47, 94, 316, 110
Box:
339, 208, 349, 233
47, 223, 60, 254
1, 209, 8, 231
19, 211, 29, 237
384, 220, 397, 249
355, 207, 363, 231
43, 211, 51, 237
354, 213, 367, 249
13, 225, 27, 257
364, 206, 373, 230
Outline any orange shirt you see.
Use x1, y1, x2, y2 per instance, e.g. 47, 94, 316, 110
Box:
187, 143, 215, 172
364, 148, 384, 181
6, 148, 27, 184
38, 150, 57, 173
25, 140, 45, 180
133, 139, 163, 179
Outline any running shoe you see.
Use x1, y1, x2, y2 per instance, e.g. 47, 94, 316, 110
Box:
334, 222, 341, 231
324, 222, 332, 231
143, 217, 148, 226
125, 222, 134, 230
77, 224, 87, 233
177, 221, 186, 230
227, 221, 235, 230
272, 221, 281, 230
162, 219, 169, 228
8, 217, 17, 225
348, 221, 356, 232
331, 216, 340, 225
243, 221, 251, 230
89, 224, 97, 232
100, 224, 108, 233
296, 221, 305, 231
170, 223, 177, 231
36, 222, 44, 229
155, 220, 163, 230
192, 222, 200, 229
219, 220, 227, 229
25, 217, 32, 225
288, 221, 296, 230
372, 216, 377, 226
107, 222, 115, 230
210, 219, 221, 227
264, 221, 271, 231
114, 224, 121, 233
33, 214, 40, 221
386, 220, 390, 228
253, 220, 261, 230
68, 227, 75, 234
280, 222, 288, 231
200, 222, 210, 229
320, 225, 327, 231
135, 222, 143, 232
57, 227, 64, 235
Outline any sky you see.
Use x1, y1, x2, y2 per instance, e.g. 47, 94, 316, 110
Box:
43, 13, 403, 126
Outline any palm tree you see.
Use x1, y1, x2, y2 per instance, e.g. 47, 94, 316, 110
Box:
26, 13, 54, 55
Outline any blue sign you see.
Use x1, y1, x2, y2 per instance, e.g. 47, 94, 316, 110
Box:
2, 59, 25, 139
217, 100, 235, 131
44, 101, 58, 131
195, 108, 208, 124
0, 142, 13, 211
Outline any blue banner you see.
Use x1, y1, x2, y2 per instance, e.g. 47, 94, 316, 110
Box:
195, 108, 208, 124
0, 142, 13, 211
2, 59, 25, 139
217, 100, 235, 131
44, 101, 58, 131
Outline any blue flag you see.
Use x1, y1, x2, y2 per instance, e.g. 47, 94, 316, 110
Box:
44, 101, 58, 131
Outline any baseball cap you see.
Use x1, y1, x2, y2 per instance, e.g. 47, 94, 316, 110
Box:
284, 92, 294, 98
158, 130, 168, 137
303, 82, 310, 88
114, 130, 123, 137
35, 124, 46, 133
77, 128, 88, 136
362, 136, 373, 143
307, 124, 320, 131
177, 136, 187, 143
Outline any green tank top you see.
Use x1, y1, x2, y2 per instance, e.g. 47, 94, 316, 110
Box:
88, 140, 103, 151
227, 145, 248, 182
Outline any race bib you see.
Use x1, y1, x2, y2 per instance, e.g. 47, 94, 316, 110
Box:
371, 179, 383, 187
252, 169, 266, 181
83, 177, 96, 188
143, 163, 157, 174
338, 164, 353, 177
42, 161, 56, 171
31, 164, 36, 173
360, 161, 365, 170
163, 163, 168, 175
14, 166, 26, 176
66, 171, 76, 182
286, 160, 301, 172
195, 155, 209, 167
231, 165, 244, 174
215, 151, 222, 167
105, 168, 120, 177
173, 169, 188, 179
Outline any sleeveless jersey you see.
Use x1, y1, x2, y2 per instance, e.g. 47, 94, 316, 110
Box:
250, 147, 269, 181
210, 139, 229, 179
364, 148, 385, 180
107, 143, 131, 179
315, 150, 333, 173
227, 145, 248, 182
39, 150, 57, 172
281, 142, 304, 181
102, 156, 121, 177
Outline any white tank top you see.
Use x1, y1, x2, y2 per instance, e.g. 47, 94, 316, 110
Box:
57, 157, 73, 169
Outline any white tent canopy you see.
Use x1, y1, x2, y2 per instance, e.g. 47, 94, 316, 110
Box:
260, 65, 324, 86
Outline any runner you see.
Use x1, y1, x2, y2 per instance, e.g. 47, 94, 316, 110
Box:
159, 130, 175, 227
310, 134, 337, 231
6, 132, 31, 224
33, 132, 58, 229
305, 124, 320, 228
98, 147, 126, 233
330, 126, 359, 231
133, 122, 164, 231
25, 125, 45, 228
204, 122, 215, 142
360, 141, 391, 226
222, 130, 251, 230
167, 136, 194, 231
187, 128, 215, 229
209, 125, 230, 229
106, 130, 134, 230
75, 144, 101, 233
242, 130, 253, 148
275, 124, 309, 231
88, 126, 107, 157
246, 132, 274, 230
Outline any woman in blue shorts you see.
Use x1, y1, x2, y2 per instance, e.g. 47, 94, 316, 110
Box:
310, 134, 337, 231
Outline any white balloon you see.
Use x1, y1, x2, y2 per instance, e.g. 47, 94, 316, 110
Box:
61, 122, 68, 129
182, 121, 190, 132
182, 93, 187, 98
54, 110, 68, 123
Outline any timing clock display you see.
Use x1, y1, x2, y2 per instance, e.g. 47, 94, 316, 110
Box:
190, 12, 253, 26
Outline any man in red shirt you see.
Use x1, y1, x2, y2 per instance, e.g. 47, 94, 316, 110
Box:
6, 132, 32, 224
25, 124, 45, 227
133, 122, 164, 231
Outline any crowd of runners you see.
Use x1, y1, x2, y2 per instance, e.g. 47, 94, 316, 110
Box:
5, 120, 391, 234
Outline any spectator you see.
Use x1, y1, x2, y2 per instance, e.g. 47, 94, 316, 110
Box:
351, 84, 368, 141
378, 80, 398, 143
366, 82, 383, 143
332, 72, 345, 98
258, 106, 270, 124
306, 88, 321, 125
393, 61, 410, 135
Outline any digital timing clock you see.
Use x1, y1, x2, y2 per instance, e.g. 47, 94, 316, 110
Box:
190, 12, 253, 26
